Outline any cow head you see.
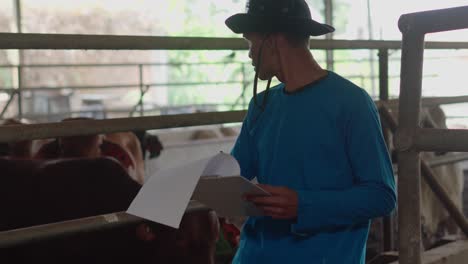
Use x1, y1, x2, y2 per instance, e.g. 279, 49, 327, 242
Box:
58, 117, 105, 158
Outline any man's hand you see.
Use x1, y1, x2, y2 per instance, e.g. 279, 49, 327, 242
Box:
245, 184, 299, 219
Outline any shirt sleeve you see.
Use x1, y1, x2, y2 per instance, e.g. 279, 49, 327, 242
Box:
291, 89, 397, 235
231, 99, 258, 181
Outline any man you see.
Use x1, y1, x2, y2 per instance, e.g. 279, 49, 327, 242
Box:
226, 0, 396, 263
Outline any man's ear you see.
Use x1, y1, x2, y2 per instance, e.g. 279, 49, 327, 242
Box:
266, 33, 279, 54
276, 33, 291, 49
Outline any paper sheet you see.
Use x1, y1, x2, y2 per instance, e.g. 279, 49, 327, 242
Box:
201, 152, 240, 177
127, 156, 212, 228
127, 152, 262, 228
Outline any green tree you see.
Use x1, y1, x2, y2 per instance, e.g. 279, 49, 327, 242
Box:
165, 0, 247, 108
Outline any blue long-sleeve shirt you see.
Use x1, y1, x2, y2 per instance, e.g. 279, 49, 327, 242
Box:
231, 71, 396, 264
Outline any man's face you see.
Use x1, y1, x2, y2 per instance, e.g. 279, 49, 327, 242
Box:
243, 32, 277, 80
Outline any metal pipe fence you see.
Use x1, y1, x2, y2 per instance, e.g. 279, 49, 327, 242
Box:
1, 33, 468, 50
1, 36, 467, 120
396, 5, 468, 264
0, 110, 246, 143
380, 105, 468, 236
0, 80, 244, 91
0, 201, 210, 249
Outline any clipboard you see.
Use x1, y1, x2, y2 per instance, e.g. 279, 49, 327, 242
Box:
192, 175, 271, 217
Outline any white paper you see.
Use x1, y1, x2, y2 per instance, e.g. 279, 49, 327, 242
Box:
127, 156, 211, 228
127, 152, 267, 228
201, 152, 240, 177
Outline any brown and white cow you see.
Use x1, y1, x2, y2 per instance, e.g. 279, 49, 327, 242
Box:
1, 118, 221, 263
103, 132, 145, 184
33, 117, 145, 184
0, 157, 220, 264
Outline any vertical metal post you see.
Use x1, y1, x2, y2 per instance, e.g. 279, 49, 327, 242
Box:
398, 150, 422, 263
241, 63, 247, 109
230, 63, 248, 111
378, 49, 389, 101
396, 33, 425, 264
379, 47, 393, 252
14, 0, 23, 119
16, 65, 23, 118
138, 64, 144, 116
366, 0, 376, 96
324, 0, 334, 71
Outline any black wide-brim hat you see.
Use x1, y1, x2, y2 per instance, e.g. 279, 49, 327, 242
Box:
226, 0, 334, 36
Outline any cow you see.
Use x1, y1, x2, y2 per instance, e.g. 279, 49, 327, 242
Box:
0, 117, 223, 263
103, 132, 145, 184
133, 130, 164, 160
0, 157, 220, 264
33, 117, 145, 184
33, 117, 105, 160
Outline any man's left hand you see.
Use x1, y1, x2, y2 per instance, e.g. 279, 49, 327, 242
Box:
245, 184, 299, 219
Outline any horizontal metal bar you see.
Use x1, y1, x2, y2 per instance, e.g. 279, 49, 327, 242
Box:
0, 81, 242, 92
0, 34, 249, 50
3, 98, 466, 144
399, 6, 468, 35
382, 96, 468, 110
415, 128, 468, 152
0, 212, 141, 248
314, 40, 468, 50
0, 74, 438, 93
0, 76, 385, 92
421, 96, 468, 107
428, 153, 468, 168
0, 201, 210, 248
0, 110, 246, 142
18, 103, 237, 119
0, 61, 250, 68
1, 33, 468, 50
389, 240, 468, 264
1, 54, 466, 69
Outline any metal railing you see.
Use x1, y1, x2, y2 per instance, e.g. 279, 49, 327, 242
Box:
396, 5, 468, 264
1, 37, 468, 121
0, 28, 468, 261
0, 61, 255, 120
0, 200, 209, 248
